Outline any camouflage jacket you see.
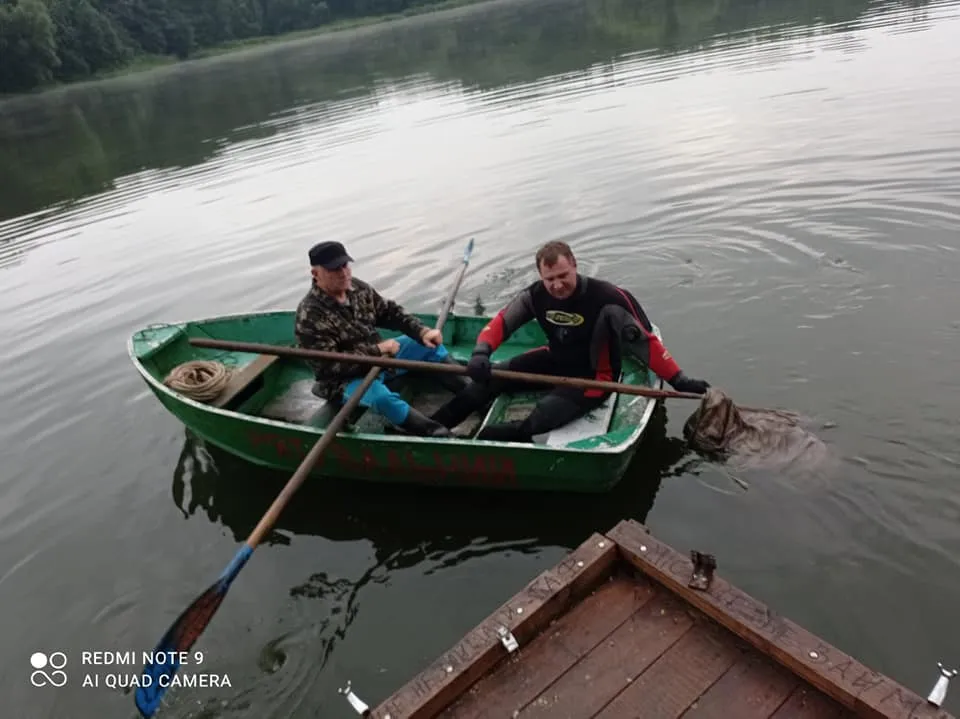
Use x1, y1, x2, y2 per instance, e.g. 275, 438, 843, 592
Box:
294, 278, 428, 400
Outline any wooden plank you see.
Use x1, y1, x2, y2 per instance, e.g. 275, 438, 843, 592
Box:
443, 575, 656, 719
212, 354, 279, 408
770, 686, 853, 719
534, 391, 618, 447
679, 651, 800, 719
605, 519, 955, 719
260, 378, 330, 424
591, 620, 743, 719
369, 533, 620, 719
517, 588, 698, 719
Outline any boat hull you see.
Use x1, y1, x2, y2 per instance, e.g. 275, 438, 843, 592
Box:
130, 310, 662, 493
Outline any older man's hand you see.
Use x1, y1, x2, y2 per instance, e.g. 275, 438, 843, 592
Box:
377, 338, 401, 356
420, 328, 443, 348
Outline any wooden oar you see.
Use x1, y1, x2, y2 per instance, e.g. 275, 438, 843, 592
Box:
134, 238, 475, 718
187, 338, 704, 401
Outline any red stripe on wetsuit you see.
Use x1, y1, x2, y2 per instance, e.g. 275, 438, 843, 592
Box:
584, 344, 613, 398
614, 287, 681, 381
477, 312, 507, 351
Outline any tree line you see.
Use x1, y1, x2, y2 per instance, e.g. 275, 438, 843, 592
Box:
0, 0, 453, 94
1, 0, 895, 224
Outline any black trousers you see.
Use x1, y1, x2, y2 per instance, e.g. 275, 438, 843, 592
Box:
430, 347, 609, 443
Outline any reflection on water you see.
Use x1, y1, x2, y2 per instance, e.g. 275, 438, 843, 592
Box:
165, 405, 693, 716
0, 0, 947, 228
170, 403, 683, 557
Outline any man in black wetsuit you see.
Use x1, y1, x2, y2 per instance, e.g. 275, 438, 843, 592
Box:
430, 241, 710, 442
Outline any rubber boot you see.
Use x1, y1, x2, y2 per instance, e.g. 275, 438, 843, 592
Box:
398, 407, 453, 437
430, 390, 486, 430
475, 420, 531, 443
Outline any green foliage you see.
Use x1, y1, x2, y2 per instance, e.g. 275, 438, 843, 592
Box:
0, 0, 895, 223
0, 0, 60, 92
0, 0, 449, 92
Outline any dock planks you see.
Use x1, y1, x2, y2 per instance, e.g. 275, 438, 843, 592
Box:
366, 519, 953, 719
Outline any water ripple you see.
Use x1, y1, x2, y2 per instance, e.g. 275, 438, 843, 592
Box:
2, 0, 960, 715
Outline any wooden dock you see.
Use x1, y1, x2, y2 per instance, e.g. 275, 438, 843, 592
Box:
359, 519, 955, 719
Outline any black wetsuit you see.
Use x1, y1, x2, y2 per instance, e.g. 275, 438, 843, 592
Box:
431, 274, 684, 442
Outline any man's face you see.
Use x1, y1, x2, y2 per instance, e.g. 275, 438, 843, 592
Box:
538, 255, 577, 299
312, 262, 352, 294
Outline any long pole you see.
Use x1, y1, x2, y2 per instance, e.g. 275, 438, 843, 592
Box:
187, 337, 703, 401
134, 238, 476, 717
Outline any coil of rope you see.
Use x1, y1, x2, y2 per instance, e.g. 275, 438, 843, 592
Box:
164, 360, 232, 403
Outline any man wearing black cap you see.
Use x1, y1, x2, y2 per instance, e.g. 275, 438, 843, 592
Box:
295, 241, 468, 437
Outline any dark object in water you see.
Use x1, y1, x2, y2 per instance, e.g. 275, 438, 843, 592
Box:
683, 388, 829, 471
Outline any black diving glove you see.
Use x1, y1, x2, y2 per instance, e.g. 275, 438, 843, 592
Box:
669, 371, 710, 394
466, 351, 492, 382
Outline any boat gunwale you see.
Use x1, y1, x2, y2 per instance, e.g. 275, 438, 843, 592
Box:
126, 308, 662, 455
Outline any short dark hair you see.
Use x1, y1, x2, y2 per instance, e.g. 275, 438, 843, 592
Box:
535, 241, 575, 271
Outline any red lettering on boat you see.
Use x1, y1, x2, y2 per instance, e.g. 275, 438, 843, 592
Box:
244, 429, 519, 486
360, 447, 377, 469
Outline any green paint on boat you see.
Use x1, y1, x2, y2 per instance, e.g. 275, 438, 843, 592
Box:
128, 310, 665, 492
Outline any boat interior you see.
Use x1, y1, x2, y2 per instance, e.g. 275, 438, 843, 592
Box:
133, 312, 660, 448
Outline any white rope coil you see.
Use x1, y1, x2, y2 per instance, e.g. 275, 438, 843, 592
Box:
163, 360, 232, 403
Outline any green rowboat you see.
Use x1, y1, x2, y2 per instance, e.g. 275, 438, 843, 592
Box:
128, 310, 665, 492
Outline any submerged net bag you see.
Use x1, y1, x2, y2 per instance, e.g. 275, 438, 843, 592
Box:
682, 388, 830, 472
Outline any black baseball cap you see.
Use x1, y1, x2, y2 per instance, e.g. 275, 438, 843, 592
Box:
309, 241, 353, 270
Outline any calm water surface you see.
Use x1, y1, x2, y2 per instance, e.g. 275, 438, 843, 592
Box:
2, 0, 960, 715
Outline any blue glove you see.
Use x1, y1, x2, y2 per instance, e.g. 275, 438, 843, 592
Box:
466, 351, 492, 382
669, 371, 710, 394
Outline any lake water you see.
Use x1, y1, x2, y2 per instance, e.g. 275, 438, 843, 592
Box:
2, 0, 960, 715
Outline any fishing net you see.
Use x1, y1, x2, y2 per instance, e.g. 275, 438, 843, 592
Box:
681, 388, 830, 472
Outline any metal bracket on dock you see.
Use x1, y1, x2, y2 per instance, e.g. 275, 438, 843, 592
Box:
498, 625, 519, 653
927, 662, 958, 707
338, 680, 372, 717
688, 550, 716, 591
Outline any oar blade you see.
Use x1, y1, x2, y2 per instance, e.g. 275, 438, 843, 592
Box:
135, 237, 476, 717
135, 545, 252, 717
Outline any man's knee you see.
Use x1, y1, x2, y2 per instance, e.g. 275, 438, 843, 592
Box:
429, 343, 449, 361
523, 392, 591, 436
396, 335, 449, 362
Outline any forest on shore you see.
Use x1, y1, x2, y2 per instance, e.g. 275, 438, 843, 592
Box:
0, 0, 464, 94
